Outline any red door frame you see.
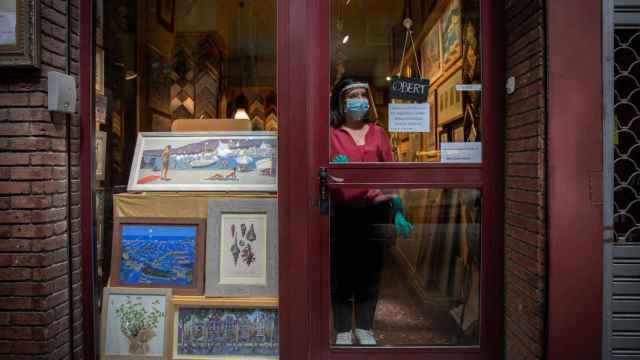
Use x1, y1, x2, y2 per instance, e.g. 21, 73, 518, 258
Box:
546, 0, 603, 359
79, 0, 504, 358
300, 1, 505, 359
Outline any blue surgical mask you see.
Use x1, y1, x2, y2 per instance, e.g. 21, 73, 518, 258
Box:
345, 98, 369, 121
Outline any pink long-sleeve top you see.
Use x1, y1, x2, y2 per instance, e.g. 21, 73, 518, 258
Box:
330, 124, 394, 207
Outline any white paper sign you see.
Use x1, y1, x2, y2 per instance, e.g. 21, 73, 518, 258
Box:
441, 142, 482, 163
0, 12, 16, 46
388, 103, 430, 132
456, 84, 482, 92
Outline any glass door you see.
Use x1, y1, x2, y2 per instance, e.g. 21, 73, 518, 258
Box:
304, 0, 503, 358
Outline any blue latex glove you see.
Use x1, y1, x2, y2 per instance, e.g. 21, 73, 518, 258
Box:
391, 196, 413, 239
333, 154, 350, 163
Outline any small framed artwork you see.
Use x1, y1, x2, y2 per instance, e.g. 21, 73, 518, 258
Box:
206, 198, 277, 297
0, 0, 39, 68
96, 130, 107, 181
157, 0, 175, 33
172, 299, 279, 360
436, 69, 463, 125
110, 217, 205, 295
441, 0, 462, 70
127, 132, 277, 192
100, 287, 172, 360
96, 47, 105, 95
421, 21, 442, 81
96, 94, 107, 124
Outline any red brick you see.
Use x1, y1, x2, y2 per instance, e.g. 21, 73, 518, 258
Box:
30, 153, 66, 166
0, 93, 29, 107
0, 182, 31, 195
10, 167, 52, 181
11, 195, 52, 209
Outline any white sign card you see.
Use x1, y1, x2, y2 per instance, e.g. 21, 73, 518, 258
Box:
0, 11, 16, 46
441, 142, 482, 163
388, 103, 430, 133
456, 84, 482, 92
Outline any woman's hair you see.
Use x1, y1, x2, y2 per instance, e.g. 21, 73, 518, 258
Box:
330, 77, 371, 128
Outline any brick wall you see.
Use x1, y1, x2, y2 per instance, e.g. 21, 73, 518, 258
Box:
0, 0, 83, 359
504, 0, 547, 359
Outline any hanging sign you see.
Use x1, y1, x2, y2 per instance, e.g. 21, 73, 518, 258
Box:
388, 103, 429, 132
389, 76, 430, 102
440, 142, 482, 163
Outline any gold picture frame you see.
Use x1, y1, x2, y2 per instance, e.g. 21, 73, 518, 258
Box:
0, 0, 39, 68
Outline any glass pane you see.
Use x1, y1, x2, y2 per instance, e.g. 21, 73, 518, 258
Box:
330, 188, 481, 346
330, 0, 481, 164
95, 0, 279, 357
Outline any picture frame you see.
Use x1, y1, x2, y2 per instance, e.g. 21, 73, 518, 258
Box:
110, 217, 206, 295
96, 94, 107, 124
206, 198, 278, 297
96, 130, 107, 181
127, 132, 277, 192
436, 69, 463, 125
441, 0, 462, 70
100, 287, 172, 360
96, 47, 105, 96
421, 21, 442, 81
157, 0, 175, 33
172, 298, 279, 360
0, 0, 39, 68
145, 44, 170, 114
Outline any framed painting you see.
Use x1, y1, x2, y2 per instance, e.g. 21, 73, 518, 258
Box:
206, 198, 277, 297
100, 287, 172, 360
0, 0, 39, 68
421, 21, 442, 81
157, 0, 175, 33
437, 69, 463, 125
96, 130, 107, 181
96, 94, 107, 124
441, 0, 462, 70
110, 217, 205, 295
146, 44, 171, 114
172, 299, 278, 360
127, 132, 277, 192
96, 47, 105, 95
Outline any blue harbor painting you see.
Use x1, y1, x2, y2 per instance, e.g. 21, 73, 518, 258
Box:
119, 225, 197, 286
176, 308, 278, 357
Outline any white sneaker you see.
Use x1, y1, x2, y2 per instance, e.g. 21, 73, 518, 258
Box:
354, 328, 377, 345
335, 331, 353, 345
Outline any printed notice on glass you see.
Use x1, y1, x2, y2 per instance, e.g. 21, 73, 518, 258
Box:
441, 142, 482, 163
388, 103, 429, 133
0, 11, 17, 46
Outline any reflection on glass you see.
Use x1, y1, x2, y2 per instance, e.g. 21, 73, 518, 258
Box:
0, 0, 17, 46
330, 188, 481, 346
330, 0, 481, 163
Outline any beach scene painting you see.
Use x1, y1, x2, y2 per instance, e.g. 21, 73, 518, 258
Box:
127, 132, 277, 192
174, 307, 278, 359
112, 218, 205, 295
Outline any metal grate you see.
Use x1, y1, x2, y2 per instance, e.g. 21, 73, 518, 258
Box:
614, 28, 640, 243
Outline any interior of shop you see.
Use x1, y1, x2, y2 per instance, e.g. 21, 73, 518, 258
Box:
94, 0, 481, 355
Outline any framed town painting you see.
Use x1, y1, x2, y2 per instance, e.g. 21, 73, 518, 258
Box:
0, 0, 39, 68
127, 132, 277, 192
441, 0, 462, 70
206, 198, 277, 297
100, 287, 172, 360
172, 300, 278, 360
110, 217, 205, 295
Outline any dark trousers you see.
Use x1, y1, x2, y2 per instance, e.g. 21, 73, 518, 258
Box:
330, 203, 390, 332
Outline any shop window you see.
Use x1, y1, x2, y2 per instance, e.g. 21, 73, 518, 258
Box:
93, 1, 278, 358
330, 0, 481, 163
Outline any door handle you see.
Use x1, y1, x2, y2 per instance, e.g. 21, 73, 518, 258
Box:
316, 167, 343, 215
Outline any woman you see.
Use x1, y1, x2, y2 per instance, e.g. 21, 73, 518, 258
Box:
330, 77, 412, 345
